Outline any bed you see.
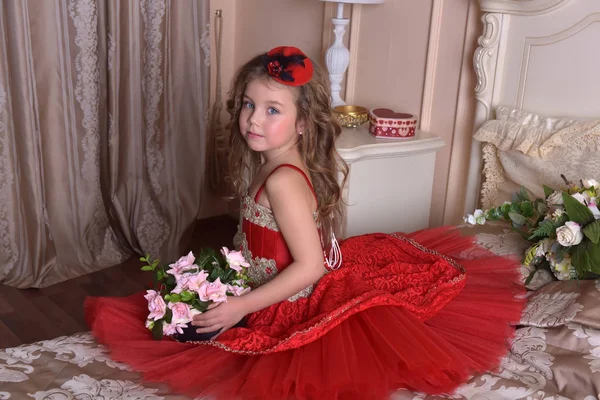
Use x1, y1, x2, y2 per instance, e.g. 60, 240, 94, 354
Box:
2, 0, 600, 398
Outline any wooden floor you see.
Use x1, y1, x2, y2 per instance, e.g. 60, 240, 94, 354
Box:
0, 215, 238, 349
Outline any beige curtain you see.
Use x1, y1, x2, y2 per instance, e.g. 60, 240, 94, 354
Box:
0, 0, 211, 288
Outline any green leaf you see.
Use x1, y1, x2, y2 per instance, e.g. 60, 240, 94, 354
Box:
528, 220, 556, 241
141, 265, 153, 271
152, 320, 163, 341
583, 220, 600, 244
510, 202, 522, 214
563, 193, 594, 225
180, 291, 194, 302
169, 293, 181, 303
152, 271, 158, 289
520, 201, 534, 218
194, 301, 209, 313
508, 212, 527, 226
572, 241, 592, 275
221, 268, 236, 283
523, 244, 538, 267
485, 207, 502, 221
514, 187, 530, 202
164, 307, 173, 324
209, 266, 225, 281
543, 185, 554, 199
195, 248, 222, 272
139, 256, 147, 262
165, 274, 176, 288
590, 243, 600, 274
537, 201, 549, 215
571, 239, 600, 276
499, 202, 510, 217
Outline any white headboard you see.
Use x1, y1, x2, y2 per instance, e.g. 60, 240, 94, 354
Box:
465, 0, 600, 213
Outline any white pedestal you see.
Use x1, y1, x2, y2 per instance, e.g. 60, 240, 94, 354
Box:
335, 125, 445, 238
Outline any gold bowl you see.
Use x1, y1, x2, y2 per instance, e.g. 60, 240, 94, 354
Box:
333, 105, 369, 128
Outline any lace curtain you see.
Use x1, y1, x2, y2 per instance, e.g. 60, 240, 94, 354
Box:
0, 0, 211, 288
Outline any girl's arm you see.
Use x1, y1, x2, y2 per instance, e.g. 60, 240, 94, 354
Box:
238, 167, 326, 314
192, 167, 325, 335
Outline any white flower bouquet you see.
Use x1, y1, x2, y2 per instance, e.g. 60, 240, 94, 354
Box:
465, 176, 600, 282
141, 247, 251, 340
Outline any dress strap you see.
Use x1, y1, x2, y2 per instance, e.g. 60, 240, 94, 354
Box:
253, 163, 342, 270
254, 164, 318, 203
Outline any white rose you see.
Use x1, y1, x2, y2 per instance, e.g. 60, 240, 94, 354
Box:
550, 255, 576, 281
582, 179, 599, 189
464, 209, 486, 226
556, 221, 583, 246
547, 190, 564, 205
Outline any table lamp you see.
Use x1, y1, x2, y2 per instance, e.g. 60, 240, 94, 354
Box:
320, 0, 385, 107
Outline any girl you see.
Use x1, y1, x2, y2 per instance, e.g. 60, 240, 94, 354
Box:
86, 46, 525, 400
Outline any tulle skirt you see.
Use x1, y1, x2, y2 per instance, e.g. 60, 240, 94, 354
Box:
86, 227, 525, 400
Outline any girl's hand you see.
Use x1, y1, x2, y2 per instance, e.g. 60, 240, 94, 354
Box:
191, 296, 247, 340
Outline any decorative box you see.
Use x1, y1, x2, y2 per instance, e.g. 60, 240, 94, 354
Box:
368, 108, 418, 139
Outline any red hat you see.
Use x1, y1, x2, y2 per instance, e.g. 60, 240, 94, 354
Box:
262, 46, 313, 86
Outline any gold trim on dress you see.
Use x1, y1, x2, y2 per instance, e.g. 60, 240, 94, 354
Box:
242, 194, 319, 233
390, 232, 466, 274
242, 195, 279, 232
239, 233, 313, 302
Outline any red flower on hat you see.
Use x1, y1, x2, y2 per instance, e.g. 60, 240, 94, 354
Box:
267, 60, 282, 77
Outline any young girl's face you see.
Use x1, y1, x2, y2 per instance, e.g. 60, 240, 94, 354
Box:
239, 78, 303, 159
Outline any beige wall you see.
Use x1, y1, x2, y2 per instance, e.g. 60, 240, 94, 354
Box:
234, 1, 325, 65
350, 1, 433, 115
207, 0, 480, 226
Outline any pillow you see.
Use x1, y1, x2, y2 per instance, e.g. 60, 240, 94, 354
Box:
474, 106, 600, 208
494, 105, 581, 130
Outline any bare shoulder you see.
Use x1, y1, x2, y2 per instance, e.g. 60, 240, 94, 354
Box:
265, 165, 310, 189
264, 165, 315, 211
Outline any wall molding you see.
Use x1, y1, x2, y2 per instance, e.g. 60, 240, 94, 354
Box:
344, 4, 362, 105
479, 0, 571, 15
420, 0, 445, 132
517, 14, 600, 108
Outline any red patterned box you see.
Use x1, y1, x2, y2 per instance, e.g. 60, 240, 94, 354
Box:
368, 108, 418, 139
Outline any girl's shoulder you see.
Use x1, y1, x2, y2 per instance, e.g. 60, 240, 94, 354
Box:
259, 163, 317, 212
264, 163, 314, 193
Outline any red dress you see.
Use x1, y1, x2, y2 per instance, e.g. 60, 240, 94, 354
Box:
86, 165, 525, 400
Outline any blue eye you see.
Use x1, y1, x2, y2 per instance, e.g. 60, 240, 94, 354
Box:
267, 107, 279, 115
243, 101, 254, 109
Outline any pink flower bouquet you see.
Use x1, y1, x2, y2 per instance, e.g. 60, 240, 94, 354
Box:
140, 247, 251, 340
